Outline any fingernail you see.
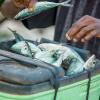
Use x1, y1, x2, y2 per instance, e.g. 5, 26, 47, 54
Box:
81, 39, 85, 42
73, 38, 78, 42
66, 34, 71, 40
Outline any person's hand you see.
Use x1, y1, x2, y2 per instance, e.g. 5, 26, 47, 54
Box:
0, 0, 36, 18
13, 0, 36, 10
66, 15, 100, 42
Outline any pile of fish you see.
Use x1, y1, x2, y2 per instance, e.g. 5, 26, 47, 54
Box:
9, 28, 96, 75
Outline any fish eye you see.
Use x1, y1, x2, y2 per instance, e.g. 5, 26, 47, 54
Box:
23, 46, 28, 51
24, 47, 27, 50
93, 61, 96, 64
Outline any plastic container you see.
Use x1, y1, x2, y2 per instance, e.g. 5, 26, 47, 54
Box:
0, 70, 99, 100
0, 39, 99, 100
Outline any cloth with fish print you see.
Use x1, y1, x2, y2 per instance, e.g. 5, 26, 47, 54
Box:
22, 0, 100, 59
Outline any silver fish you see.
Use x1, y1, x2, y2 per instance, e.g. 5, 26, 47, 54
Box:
83, 55, 96, 69
38, 43, 96, 75
15, 0, 73, 20
11, 41, 41, 57
8, 28, 41, 57
35, 50, 64, 66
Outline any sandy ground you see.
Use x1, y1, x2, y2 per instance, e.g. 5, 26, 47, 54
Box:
0, 16, 55, 42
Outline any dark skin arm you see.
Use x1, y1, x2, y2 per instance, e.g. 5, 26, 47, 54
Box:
0, 0, 36, 18
66, 15, 100, 42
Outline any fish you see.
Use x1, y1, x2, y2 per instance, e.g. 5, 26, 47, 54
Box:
38, 43, 96, 75
8, 28, 41, 57
35, 50, 64, 66
83, 55, 96, 70
15, 0, 73, 20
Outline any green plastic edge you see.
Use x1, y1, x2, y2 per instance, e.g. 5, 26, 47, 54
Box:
0, 74, 99, 100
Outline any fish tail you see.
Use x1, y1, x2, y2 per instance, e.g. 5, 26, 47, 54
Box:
60, 0, 73, 7
8, 28, 24, 42
8, 28, 33, 57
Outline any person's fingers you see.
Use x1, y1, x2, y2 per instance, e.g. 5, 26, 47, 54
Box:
23, 0, 30, 8
66, 22, 87, 40
66, 16, 92, 40
66, 23, 85, 40
66, 15, 100, 41
96, 34, 100, 38
13, 0, 24, 8
66, 15, 96, 41
66, 16, 87, 37
74, 24, 96, 41
13, 0, 31, 8
81, 30, 97, 42
66, 28, 73, 40
28, 0, 37, 11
